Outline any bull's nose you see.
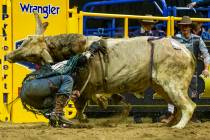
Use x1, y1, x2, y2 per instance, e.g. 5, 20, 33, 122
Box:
4, 54, 12, 63
4, 55, 8, 61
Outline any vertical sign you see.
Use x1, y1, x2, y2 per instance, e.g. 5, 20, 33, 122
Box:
0, 0, 12, 122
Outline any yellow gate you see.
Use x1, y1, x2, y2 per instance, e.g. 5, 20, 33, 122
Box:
0, 0, 76, 123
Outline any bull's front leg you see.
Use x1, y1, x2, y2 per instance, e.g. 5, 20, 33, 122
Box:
94, 94, 109, 109
74, 94, 89, 123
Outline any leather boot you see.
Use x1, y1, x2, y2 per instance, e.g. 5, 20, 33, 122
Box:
160, 112, 174, 123
50, 94, 73, 127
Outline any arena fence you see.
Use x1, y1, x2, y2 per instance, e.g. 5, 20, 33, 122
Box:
68, 8, 171, 37
69, 7, 210, 38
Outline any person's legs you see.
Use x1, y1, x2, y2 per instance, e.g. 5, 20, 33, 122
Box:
168, 103, 175, 114
160, 103, 175, 123
21, 75, 75, 127
189, 75, 200, 123
20, 78, 53, 109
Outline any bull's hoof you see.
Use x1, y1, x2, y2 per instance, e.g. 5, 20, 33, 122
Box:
77, 114, 89, 123
97, 96, 108, 109
171, 124, 185, 129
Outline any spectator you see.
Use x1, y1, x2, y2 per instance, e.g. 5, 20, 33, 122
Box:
192, 21, 210, 40
130, 14, 165, 37
192, 21, 204, 36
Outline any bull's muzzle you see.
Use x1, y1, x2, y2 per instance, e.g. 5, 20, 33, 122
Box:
4, 54, 13, 63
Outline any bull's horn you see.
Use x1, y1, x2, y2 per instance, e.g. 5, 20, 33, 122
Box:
34, 12, 48, 35
41, 49, 54, 64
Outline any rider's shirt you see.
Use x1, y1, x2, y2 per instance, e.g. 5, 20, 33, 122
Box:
28, 51, 92, 80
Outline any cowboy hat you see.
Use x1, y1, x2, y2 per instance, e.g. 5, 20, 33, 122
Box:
140, 14, 157, 24
178, 16, 192, 25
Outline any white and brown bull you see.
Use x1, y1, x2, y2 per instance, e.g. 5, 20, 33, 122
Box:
5, 13, 196, 129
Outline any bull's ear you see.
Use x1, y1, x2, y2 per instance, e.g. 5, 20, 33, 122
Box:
34, 12, 44, 35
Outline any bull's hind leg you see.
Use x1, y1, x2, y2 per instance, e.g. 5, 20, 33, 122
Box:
152, 83, 178, 125
171, 91, 196, 129
160, 82, 196, 129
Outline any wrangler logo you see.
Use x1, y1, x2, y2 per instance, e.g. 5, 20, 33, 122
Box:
20, 3, 60, 19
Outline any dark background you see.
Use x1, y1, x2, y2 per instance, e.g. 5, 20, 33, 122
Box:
70, 0, 192, 15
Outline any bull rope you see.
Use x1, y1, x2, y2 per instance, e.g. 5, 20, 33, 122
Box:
79, 65, 91, 94
147, 36, 163, 82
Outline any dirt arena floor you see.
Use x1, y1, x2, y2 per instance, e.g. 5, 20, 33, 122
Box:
0, 117, 210, 140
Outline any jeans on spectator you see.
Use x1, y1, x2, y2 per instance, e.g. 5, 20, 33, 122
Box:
188, 75, 198, 99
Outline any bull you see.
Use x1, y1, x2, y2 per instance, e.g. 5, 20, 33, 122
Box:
5, 13, 196, 129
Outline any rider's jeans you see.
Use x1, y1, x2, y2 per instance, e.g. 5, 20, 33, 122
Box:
21, 75, 74, 109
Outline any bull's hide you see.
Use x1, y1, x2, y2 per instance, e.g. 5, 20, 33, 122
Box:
80, 36, 193, 94
74, 36, 196, 129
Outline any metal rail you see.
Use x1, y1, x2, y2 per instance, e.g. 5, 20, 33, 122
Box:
78, 11, 171, 38
82, 0, 168, 37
